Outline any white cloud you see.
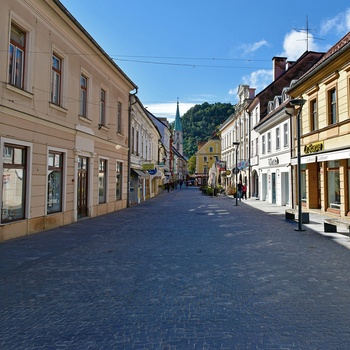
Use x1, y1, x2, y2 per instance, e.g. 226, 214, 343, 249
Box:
229, 69, 273, 102
145, 102, 196, 121
240, 40, 270, 55
280, 30, 321, 60
320, 8, 350, 35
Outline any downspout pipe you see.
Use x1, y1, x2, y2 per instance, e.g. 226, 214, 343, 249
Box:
127, 88, 138, 208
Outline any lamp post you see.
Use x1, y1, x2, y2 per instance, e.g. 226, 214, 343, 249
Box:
289, 98, 306, 231
233, 142, 240, 206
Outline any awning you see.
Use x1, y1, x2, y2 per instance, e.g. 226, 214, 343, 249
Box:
132, 169, 148, 178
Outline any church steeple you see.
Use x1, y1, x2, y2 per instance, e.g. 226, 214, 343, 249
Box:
174, 98, 182, 132
173, 98, 183, 154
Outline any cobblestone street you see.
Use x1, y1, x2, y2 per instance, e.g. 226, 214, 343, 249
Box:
1, 188, 350, 349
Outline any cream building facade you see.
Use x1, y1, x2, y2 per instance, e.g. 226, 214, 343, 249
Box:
288, 32, 350, 218
0, 0, 137, 241
129, 96, 164, 205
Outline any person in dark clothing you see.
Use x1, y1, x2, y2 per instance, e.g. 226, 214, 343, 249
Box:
237, 181, 243, 201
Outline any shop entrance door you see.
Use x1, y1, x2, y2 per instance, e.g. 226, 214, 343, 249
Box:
77, 156, 88, 218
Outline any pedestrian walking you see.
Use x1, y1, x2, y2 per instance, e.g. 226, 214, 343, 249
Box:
237, 181, 243, 201
242, 183, 247, 199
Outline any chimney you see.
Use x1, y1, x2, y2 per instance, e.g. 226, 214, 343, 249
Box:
272, 57, 287, 80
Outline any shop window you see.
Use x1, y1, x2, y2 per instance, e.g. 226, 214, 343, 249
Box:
47, 151, 63, 214
9, 24, 26, 89
116, 161, 122, 200
327, 160, 340, 209
99, 159, 107, 204
301, 164, 306, 203
2, 144, 27, 222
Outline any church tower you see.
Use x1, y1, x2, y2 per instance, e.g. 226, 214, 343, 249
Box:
173, 99, 183, 154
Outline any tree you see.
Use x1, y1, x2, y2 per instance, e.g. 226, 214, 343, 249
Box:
180, 102, 234, 158
187, 155, 196, 174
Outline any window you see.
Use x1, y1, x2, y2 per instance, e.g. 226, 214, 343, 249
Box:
80, 75, 87, 117
51, 54, 61, 105
327, 161, 340, 209
131, 126, 135, 154
283, 123, 288, 147
47, 152, 63, 214
100, 89, 106, 126
2, 144, 27, 222
262, 135, 266, 154
99, 159, 107, 204
328, 87, 337, 125
9, 24, 26, 89
136, 130, 139, 155
310, 98, 317, 131
209, 147, 213, 152
267, 132, 271, 153
276, 127, 280, 150
117, 102, 122, 133
116, 161, 122, 200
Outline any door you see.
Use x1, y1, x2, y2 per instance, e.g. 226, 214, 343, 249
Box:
272, 172, 276, 204
77, 156, 88, 218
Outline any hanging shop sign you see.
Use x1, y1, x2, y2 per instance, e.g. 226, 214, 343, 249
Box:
142, 163, 155, 171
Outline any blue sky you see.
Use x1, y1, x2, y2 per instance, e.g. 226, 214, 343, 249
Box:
60, 0, 350, 121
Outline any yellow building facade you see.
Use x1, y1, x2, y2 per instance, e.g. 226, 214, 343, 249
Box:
288, 32, 350, 217
195, 138, 221, 186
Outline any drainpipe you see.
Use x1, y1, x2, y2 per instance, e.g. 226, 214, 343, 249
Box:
127, 89, 138, 208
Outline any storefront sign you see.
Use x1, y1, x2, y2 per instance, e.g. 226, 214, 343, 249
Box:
148, 168, 157, 175
304, 141, 324, 154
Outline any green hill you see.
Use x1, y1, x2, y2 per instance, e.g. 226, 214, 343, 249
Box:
180, 102, 234, 158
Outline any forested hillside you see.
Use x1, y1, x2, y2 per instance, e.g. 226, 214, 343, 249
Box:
181, 102, 234, 158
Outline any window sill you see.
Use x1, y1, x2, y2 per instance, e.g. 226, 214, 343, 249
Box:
79, 115, 92, 124
49, 103, 68, 114
5, 83, 33, 99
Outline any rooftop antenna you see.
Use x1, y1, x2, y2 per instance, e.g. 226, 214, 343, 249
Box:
296, 15, 324, 51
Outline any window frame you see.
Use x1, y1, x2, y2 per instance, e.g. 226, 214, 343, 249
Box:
98, 158, 107, 204
310, 98, 317, 131
117, 102, 122, 134
100, 89, 106, 127
51, 54, 62, 106
328, 86, 337, 125
47, 151, 64, 214
9, 23, 26, 89
116, 161, 123, 200
276, 127, 280, 150
80, 74, 88, 118
2, 143, 27, 222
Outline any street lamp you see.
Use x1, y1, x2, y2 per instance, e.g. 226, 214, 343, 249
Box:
289, 98, 306, 231
233, 142, 240, 206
